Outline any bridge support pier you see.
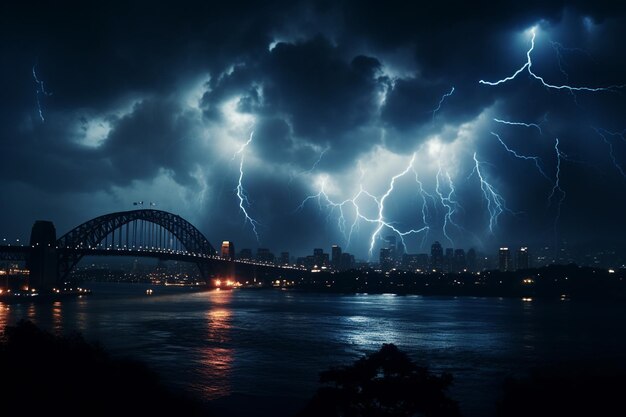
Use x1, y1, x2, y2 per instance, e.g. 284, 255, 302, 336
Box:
26, 221, 58, 291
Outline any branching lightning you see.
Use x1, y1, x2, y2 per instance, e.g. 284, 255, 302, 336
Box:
296, 155, 431, 259
234, 131, 261, 242
493, 118, 543, 135
411, 166, 436, 248
479, 28, 624, 93
432, 86, 455, 121
550, 41, 590, 82
366, 153, 429, 257
32, 64, 51, 122
435, 164, 462, 246
491, 132, 552, 182
548, 138, 566, 228
470, 153, 509, 233
302, 145, 330, 175
592, 127, 626, 179
288, 145, 330, 186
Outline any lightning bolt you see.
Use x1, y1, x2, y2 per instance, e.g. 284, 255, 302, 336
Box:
234, 131, 261, 242
307, 145, 329, 173
367, 153, 428, 257
297, 155, 430, 260
432, 86, 455, 121
300, 145, 330, 176
32, 64, 51, 122
550, 41, 591, 82
294, 177, 363, 245
479, 28, 624, 93
493, 118, 543, 135
434, 164, 462, 246
470, 152, 509, 233
288, 145, 330, 186
592, 127, 626, 179
491, 132, 552, 182
411, 166, 436, 249
548, 138, 566, 229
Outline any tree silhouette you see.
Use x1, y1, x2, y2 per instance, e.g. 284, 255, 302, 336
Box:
298, 343, 461, 417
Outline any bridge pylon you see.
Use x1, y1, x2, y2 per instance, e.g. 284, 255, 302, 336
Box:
26, 221, 58, 291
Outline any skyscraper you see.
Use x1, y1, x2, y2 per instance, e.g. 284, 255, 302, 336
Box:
517, 247, 530, 270
340, 252, 355, 271
385, 235, 397, 263
454, 249, 466, 272
313, 248, 325, 267
431, 241, 444, 271
380, 248, 393, 271
445, 248, 454, 273
221, 241, 235, 260
467, 248, 477, 272
499, 247, 512, 272
331, 245, 342, 270
280, 251, 290, 266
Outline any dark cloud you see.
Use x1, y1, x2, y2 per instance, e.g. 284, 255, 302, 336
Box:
102, 98, 203, 187
1, 1, 625, 258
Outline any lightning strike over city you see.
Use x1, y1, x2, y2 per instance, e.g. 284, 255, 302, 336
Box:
3, 3, 626, 417
548, 138, 567, 229
233, 131, 261, 242
471, 152, 508, 234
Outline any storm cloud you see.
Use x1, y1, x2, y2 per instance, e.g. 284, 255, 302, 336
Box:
1, 1, 626, 258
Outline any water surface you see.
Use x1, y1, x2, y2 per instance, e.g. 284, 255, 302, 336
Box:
1, 283, 624, 416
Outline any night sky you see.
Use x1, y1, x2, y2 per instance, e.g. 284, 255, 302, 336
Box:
1, 1, 626, 259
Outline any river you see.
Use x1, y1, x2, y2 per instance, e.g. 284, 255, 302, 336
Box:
1, 283, 625, 416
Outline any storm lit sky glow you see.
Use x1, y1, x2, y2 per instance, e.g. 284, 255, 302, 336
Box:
1, 1, 625, 258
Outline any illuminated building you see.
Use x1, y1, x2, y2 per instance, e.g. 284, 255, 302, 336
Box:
385, 236, 397, 263
517, 247, 530, 270
313, 248, 328, 267
430, 241, 444, 271
454, 249, 466, 272
401, 253, 428, 272
379, 247, 393, 271
499, 247, 512, 272
339, 252, 355, 271
221, 241, 235, 260
331, 245, 342, 270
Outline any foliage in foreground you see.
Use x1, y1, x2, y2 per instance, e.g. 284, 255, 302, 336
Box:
297, 343, 461, 417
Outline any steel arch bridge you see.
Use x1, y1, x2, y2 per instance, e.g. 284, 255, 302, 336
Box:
56, 209, 217, 280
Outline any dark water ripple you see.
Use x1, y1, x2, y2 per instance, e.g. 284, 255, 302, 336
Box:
1, 283, 625, 416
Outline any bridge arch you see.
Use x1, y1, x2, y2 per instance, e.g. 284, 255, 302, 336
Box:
56, 209, 216, 280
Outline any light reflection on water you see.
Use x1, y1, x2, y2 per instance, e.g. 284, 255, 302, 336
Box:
52, 301, 63, 333
197, 289, 234, 399
0, 284, 625, 417
0, 302, 9, 330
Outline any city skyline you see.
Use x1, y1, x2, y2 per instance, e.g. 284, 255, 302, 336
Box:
2, 2, 626, 259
